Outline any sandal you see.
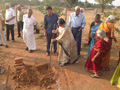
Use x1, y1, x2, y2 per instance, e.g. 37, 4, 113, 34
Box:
105, 68, 110, 71
59, 62, 69, 67
72, 59, 79, 64
91, 74, 100, 78
101, 68, 110, 71
101, 68, 106, 71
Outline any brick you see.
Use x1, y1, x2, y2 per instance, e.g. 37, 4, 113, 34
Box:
15, 57, 23, 64
14, 62, 25, 67
15, 66, 25, 70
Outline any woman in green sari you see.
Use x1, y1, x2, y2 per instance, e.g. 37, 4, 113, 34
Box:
111, 57, 120, 89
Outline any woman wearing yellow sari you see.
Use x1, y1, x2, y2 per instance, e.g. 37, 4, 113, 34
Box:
98, 15, 117, 71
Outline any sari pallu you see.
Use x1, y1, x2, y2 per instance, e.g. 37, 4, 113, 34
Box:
56, 25, 78, 64
98, 22, 114, 68
88, 21, 102, 56
85, 38, 110, 73
100, 32, 112, 68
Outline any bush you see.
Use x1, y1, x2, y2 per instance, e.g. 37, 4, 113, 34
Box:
40, 21, 44, 27
37, 6, 64, 17
37, 5, 64, 28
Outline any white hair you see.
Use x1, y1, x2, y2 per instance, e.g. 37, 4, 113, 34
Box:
80, 8, 84, 11
5, 3, 11, 7
97, 30, 109, 42
75, 6, 80, 10
106, 15, 115, 22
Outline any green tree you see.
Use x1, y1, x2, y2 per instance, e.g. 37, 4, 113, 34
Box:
95, 0, 114, 12
0, 0, 40, 6
84, 0, 92, 8
64, 0, 79, 7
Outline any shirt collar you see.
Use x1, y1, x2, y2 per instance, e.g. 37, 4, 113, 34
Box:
27, 15, 33, 18
7, 8, 11, 11
74, 12, 81, 17
48, 13, 54, 17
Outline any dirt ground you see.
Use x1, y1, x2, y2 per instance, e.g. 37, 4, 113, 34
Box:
0, 8, 120, 90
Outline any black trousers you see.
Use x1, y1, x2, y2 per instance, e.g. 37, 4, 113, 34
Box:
6, 24, 15, 41
17, 21, 23, 36
46, 33, 57, 53
71, 27, 82, 55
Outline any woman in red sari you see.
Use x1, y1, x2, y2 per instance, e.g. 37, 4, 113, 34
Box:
85, 30, 110, 78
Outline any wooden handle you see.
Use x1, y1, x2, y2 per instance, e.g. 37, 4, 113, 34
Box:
5, 65, 10, 89
54, 24, 56, 29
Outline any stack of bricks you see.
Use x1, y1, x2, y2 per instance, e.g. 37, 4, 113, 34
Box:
14, 57, 25, 70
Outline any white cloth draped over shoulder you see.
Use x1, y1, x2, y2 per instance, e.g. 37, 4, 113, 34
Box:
23, 14, 36, 50
56, 25, 78, 64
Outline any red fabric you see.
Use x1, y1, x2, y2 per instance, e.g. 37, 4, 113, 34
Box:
49, 14, 53, 17
85, 38, 110, 72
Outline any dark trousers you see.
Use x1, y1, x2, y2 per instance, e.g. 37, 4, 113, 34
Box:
71, 27, 82, 55
17, 21, 23, 36
46, 33, 57, 53
6, 24, 15, 41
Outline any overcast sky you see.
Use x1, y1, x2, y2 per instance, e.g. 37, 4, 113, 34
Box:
81, 0, 120, 6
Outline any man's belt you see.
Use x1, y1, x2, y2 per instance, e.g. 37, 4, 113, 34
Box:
72, 26, 81, 29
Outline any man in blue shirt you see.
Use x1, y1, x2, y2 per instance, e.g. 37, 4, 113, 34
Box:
44, 6, 58, 56
68, 6, 86, 58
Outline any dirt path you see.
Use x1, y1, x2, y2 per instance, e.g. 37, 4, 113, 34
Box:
0, 9, 120, 90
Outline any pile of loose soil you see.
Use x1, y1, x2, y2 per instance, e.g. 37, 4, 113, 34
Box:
12, 64, 57, 88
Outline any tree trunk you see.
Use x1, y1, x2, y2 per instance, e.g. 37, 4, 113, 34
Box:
101, 4, 105, 12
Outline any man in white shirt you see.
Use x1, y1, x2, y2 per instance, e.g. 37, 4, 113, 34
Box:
68, 6, 86, 57
23, 9, 36, 53
5, 3, 16, 41
0, 13, 8, 48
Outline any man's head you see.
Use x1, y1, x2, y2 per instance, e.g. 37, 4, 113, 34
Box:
94, 14, 101, 23
46, 6, 52, 15
17, 4, 21, 11
80, 8, 84, 13
27, 9, 33, 18
75, 6, 80, 16
5, 3, 10, 9
58, 18, 66, 27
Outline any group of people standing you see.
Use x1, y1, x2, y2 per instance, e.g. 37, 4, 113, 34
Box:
44, 6, 86, 66
0, 3, 118, 78
0, 3, 24, 48
0, 3, 37, 53
86, 14, 117, 78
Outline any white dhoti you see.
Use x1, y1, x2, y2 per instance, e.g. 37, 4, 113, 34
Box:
0, 30, 7, 45
23, 31, 36, 50
22, 14, 37, 50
